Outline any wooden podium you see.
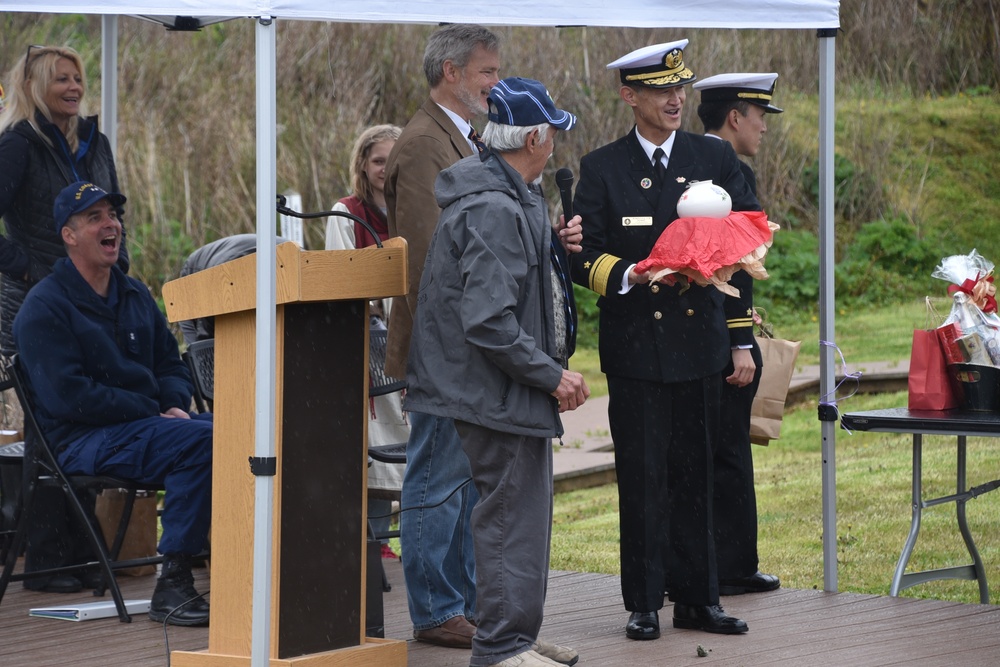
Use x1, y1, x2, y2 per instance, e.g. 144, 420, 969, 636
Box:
162, 240, 408, 666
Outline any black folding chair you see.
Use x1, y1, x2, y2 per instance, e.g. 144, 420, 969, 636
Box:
183, 338, 215, 414
0, 356, 164, 622
367, 329, 407, 469
366, 328, 409, 596
0, 438, 24, 563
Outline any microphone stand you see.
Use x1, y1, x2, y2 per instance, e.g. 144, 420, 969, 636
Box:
275, 194, 384, 249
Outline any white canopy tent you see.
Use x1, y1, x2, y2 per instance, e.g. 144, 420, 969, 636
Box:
7, 3, 841, 664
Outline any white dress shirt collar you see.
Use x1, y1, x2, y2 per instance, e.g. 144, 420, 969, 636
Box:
437, 103, 477, 152
635, 128, 677, 167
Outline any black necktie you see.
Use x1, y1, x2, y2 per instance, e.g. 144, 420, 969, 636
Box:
652, 147, 667, 182
468, 127, 486, 154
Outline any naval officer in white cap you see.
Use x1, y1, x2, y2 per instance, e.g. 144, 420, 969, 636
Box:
695, 72, 783, 191
693, 72, 784, 600
568, 39, 759, 641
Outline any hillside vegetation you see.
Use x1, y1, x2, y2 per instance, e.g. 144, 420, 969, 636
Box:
1, 4, 998, 336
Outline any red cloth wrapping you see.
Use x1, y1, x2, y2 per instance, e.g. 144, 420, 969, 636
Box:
634, 210, 773, 279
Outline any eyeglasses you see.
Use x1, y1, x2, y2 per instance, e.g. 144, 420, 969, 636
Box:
24, 44, 45, 81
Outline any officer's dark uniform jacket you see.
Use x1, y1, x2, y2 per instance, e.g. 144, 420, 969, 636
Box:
569, 128, 760, 382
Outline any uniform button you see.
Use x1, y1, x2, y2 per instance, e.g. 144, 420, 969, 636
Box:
650, 284, 660, 294
653, 311, 662, 320
686, 309, 695, 316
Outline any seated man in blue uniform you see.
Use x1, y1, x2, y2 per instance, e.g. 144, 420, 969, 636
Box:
13, 181, 213, 627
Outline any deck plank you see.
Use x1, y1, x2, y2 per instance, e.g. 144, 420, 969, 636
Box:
2, 557, 999, 666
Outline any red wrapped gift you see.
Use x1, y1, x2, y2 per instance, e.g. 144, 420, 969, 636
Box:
634, 211, 776, 296
936, 322, 965, 365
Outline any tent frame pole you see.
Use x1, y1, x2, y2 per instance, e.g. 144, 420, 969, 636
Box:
817, 27, 838, 593
100, 16, 118, 156
251, 14, 278, 667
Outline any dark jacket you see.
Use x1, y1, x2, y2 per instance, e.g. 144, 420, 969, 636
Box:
721, 158, 760, 346
404, 151, 564, 438
12, 258, 192, 450
177, 234, 288, 344
0, 114, 128, 354
569, 128, 760, 384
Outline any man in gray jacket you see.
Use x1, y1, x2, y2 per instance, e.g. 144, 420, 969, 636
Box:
405, 77, 589, 667
384, 25, 500, 648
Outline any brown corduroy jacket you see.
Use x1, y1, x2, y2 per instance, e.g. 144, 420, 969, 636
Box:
383, 97, 474, 379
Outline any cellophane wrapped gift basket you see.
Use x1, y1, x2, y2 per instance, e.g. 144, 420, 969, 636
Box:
920, 249, 1000, 411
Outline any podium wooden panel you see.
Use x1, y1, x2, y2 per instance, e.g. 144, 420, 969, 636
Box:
162, 241, 407, 666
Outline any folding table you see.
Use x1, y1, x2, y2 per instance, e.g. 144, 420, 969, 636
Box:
840, 407, 1000, 603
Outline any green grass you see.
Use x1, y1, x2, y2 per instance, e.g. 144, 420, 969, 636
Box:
552, 389, 1000, 605
773, 296, 952, 369
554, 296, 1000, 606
567, 347, 606, 398
781, 93, 1000, 263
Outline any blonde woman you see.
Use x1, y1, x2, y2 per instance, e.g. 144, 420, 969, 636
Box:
326, 125, 406, 559
0, 45, 128, 354
0, 45, 128, 595
325, 124, 401, 250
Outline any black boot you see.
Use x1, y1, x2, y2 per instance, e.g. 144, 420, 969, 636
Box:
23, 574, 83, 593
148, 554, 210, 626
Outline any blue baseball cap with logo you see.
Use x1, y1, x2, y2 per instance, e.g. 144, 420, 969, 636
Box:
488, 77, 576, 131
53, 181, 126, 233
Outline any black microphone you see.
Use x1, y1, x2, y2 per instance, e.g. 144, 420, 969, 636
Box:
555, 168, 574, 222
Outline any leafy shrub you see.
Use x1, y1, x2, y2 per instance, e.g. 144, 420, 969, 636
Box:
574, 285, 600, 350
965, 85, 993, 97
129, 218, 197, 293
801, 154, 884, 225
756, 229, 820, 317
835, 260, 919, 307
843, 215, 938, 278
836, 215, 939, 305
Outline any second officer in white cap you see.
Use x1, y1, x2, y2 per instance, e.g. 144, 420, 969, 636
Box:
692, 71, 784, 600
569, 39, 760, 641
695, 72, 783, 180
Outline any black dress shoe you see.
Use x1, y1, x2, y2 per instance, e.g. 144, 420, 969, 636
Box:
149, 584, 210, 626
23, 574, 83, 594
672, 603, 748, 634
625, 611, 660, 640
719, 571, 780, 596
77, 569, 106, 589
148, 555, 210, 627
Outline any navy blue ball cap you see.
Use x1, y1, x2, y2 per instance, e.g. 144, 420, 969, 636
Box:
488, 77, 576, 130
54, 181, 126, 233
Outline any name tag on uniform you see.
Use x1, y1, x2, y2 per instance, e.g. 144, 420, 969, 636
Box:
622, 216, 653, 227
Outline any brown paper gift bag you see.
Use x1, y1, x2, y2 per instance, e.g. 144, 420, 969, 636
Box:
749, 335, 802, 446
94, 489, 158, 577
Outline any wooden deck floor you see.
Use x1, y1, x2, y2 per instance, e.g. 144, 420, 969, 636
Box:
2, 558, 1000, 666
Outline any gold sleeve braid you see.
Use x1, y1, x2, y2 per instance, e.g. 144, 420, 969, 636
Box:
587, 253, 620, 297
727, 315, 754, 330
